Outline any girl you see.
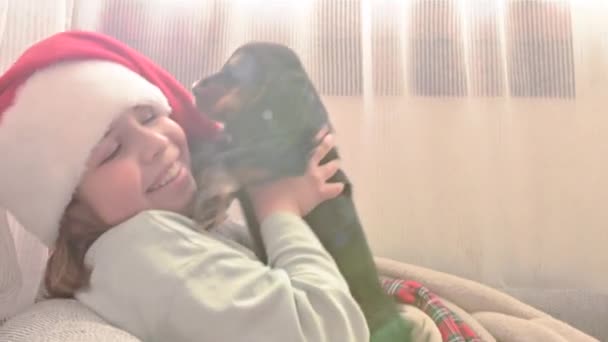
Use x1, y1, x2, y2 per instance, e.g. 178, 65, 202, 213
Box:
0, 31, 369, 341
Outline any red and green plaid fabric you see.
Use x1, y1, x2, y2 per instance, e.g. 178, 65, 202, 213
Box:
382, 278, 482, 342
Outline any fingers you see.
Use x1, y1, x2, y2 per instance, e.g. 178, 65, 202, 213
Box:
314, 124, 331, 141
310, 133, 335, 166
314, 157, 343, 201
319, 159, 340, 181
320, 182, 345, 200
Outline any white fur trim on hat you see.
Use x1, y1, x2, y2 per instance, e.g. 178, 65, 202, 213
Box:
0, 60, 171, 247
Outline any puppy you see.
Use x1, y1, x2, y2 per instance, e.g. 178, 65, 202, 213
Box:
192, 42, 412, 341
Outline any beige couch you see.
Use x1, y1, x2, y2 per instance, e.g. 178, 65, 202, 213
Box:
0, 257, 602, 341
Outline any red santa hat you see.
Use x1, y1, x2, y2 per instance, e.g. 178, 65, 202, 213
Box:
0, 30, 220, 247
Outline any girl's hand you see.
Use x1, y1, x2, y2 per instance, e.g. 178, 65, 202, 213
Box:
247, 127, 344, 222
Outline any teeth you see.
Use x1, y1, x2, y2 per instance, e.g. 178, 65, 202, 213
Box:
150, 163, 180, 191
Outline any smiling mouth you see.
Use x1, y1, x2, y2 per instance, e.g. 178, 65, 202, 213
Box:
148, 162, 182, 192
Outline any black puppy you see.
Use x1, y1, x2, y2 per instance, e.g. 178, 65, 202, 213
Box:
192, 42, 412, 341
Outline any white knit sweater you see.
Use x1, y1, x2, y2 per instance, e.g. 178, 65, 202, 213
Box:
71, 210, 369, 342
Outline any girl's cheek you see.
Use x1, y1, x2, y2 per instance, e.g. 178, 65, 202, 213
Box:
82, 163, 144, 224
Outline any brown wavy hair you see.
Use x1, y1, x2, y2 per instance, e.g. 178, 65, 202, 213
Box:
43, 201, 107, 298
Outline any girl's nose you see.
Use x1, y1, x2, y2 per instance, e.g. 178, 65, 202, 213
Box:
139, 128, 170, 163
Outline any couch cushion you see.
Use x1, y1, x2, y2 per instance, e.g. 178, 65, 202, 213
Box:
0, 299, 141, 342
503, 288, 608, 342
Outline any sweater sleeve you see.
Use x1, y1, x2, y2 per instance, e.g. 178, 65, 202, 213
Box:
75, 210, 369, 342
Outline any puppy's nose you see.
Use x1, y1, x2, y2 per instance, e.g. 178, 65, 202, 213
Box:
192, 75, 229, 117
191, 78, 208, 97
191, 79, 201, 92
195, 70, 221, 88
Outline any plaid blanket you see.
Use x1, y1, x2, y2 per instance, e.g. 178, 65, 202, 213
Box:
383, 278, 482, 342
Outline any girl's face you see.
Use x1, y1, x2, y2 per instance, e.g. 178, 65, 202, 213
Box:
74, 105, 197, 226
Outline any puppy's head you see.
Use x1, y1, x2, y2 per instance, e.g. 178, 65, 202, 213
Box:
192, 42, 329, 181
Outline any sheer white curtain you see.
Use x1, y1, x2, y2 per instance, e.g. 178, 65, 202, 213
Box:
2, 0, 607, 323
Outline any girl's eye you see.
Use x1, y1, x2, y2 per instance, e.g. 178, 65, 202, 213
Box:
142, 111, 159, 124
100, 144, 121, 165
